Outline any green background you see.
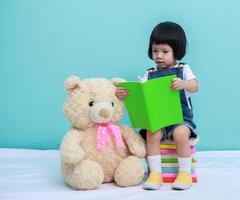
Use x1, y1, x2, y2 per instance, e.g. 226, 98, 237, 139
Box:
1, 0, 239, 150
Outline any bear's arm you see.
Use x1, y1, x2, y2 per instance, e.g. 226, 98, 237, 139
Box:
60, 128, 85, 164
120, 125, 146, 157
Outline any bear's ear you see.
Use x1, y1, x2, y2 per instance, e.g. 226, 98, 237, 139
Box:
110, 77, 126, 86
64, 76, 81, 92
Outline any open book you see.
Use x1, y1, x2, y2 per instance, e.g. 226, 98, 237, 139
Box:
118, 74, 183, 132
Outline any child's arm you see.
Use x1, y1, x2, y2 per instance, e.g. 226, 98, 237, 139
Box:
171, 78, 199, 93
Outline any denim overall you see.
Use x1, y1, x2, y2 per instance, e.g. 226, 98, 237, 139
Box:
140, 63, 197, 140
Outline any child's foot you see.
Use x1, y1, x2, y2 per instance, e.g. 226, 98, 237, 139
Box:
172, 172, 192, 190
142, 172, 163, 190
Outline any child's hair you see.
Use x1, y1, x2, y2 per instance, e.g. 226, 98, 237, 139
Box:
148, 21, 187, 60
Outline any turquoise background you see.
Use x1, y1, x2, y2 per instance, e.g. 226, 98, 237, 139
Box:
1, 0, 240, 151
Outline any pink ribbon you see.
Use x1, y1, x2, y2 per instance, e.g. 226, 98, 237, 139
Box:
96, 123, 124, 151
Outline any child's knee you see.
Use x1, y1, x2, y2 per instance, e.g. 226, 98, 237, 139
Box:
147, 130, 163, 141
172, 125, 190, 142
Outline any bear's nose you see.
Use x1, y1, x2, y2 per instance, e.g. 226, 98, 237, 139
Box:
99, 108, 110, 118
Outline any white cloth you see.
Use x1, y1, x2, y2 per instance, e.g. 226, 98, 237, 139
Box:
1, 149, 240, 200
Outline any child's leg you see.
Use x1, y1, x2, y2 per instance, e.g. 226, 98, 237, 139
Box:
172, 125, 192, 190
143, 130, 164, 190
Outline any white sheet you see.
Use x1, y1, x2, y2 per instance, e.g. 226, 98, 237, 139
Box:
1, 148, 240, 200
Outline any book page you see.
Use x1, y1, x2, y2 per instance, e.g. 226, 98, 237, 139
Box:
117, 81, 150, 129
143, 75, 183, 132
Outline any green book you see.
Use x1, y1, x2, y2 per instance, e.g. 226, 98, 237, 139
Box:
118, 75, 183, 133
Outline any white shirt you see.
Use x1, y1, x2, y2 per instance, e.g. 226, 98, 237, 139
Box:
141, 63, 197, 82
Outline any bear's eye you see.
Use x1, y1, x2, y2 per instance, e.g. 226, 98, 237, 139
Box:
89, 101, 94, 107
112, 102, 114, 107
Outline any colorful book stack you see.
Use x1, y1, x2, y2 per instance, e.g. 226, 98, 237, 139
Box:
160, 143, 197, 183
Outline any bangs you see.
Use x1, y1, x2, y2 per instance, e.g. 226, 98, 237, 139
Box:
151, 29, 177, 45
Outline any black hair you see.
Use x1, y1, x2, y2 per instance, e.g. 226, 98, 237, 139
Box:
148, 21, 187, 60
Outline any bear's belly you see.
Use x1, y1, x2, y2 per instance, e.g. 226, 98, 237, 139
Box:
81, 133, 130, 182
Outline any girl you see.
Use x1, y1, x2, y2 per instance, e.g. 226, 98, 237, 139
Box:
116, 21, 199, 190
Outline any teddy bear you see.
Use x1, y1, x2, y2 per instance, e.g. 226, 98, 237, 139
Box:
60, 76, 146, 190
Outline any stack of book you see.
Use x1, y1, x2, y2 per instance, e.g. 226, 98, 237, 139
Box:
160, 143, 198, 183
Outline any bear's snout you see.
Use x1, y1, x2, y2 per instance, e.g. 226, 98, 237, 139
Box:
99, 108, 110, 119
90, 102, 113, 123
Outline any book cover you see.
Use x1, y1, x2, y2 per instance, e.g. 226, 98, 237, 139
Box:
118, 74, 183, 132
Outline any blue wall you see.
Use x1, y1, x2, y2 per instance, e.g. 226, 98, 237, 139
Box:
1, 0, 240, 150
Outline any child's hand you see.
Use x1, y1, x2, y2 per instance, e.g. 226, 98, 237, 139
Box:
170, 78, 185, 90
115, 85, 129, 100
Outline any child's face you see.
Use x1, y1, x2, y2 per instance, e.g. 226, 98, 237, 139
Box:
152, 43, 176, 69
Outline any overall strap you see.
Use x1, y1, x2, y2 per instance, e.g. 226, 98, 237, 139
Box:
147, 66, 183, 80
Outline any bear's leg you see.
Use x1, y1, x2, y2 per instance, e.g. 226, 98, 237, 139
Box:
68, 159, 104, 190
114, 156, 144, 187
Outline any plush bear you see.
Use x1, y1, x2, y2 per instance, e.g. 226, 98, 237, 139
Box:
60, 76, 146, 190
